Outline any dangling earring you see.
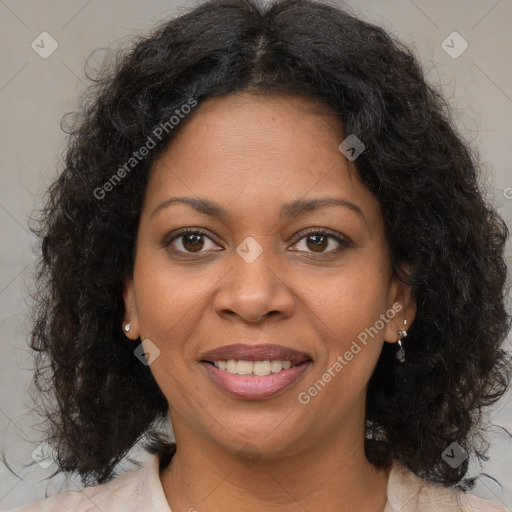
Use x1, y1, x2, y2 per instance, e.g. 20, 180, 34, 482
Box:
395, 319, 407, 362
123, 323, 131, 333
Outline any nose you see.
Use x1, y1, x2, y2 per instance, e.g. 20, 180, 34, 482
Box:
212, 241, 295, 324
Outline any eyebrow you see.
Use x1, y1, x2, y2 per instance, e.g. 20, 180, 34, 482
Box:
150, 196, 366, 222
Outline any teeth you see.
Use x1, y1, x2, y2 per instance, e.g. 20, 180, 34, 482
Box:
270, 360, 282, 373
211, 359, 297, 376
237, 360, 253, 375
226, 359, 237, 373
253, 360, 271, 376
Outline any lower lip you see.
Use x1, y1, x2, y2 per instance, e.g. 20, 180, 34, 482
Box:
201, 361, 311, 400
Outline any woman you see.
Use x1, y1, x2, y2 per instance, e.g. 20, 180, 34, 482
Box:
13, 0, 510, 510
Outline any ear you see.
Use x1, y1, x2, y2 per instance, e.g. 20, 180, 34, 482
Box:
383, 276, 416, 344
122, 279, 140, 340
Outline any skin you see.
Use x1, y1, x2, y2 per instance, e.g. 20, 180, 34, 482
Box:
123, 92, 416, 512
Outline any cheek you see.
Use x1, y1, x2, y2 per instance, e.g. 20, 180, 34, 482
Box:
132, 255, 207, 405
297, 258, 390, 394
132, 247, 212, 357
300, 262, 390, 340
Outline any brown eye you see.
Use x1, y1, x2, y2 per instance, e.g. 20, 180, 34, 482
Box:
182, 233, 205, 252
305, 234, 329, 252
290, 230, 348, 255
165, 229, 220, 255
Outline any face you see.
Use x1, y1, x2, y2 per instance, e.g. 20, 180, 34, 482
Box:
123, 93, 415, 458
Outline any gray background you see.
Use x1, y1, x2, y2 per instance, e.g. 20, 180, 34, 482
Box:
1, 0, 511, 510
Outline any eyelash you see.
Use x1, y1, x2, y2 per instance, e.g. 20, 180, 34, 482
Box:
162, 227, 350, 258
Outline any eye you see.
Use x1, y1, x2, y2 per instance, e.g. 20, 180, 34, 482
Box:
163, 228, 349, 257
290, 229, 349, 255
163, 228, 222, 254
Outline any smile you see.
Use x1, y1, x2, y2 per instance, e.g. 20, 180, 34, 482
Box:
200, 344, 312, 400
211, 359, 298, 376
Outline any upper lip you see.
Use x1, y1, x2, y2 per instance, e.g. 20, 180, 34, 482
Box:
200, 344, 312, 364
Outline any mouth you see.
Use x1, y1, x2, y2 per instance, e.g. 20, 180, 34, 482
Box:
205, 358, 302, 376
200, 344, 312, 400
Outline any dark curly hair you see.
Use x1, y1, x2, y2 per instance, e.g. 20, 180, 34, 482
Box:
29, 0, 511, 489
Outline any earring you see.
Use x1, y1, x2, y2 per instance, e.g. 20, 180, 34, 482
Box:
124, 324, 131, 333
395, 319, 407, 362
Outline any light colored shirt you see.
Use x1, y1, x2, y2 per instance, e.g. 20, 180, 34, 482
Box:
9, 454, 508, 512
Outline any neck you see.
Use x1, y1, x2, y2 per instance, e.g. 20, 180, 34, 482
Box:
160, 420, 390, 512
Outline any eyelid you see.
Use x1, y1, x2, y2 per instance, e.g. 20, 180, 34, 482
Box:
291, 227, 349, 243
162, 226, 351, 258
289, 227, 351, 253
161, 227, 222, 251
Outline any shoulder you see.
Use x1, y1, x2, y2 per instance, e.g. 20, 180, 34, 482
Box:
385, 460, 508, 512
8, 455, 171, 512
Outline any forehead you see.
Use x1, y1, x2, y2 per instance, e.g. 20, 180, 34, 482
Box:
145, 93, 382, 231
164, 92, 344, 160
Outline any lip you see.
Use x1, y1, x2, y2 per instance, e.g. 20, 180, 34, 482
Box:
200, 343, 311, 364
201, 361, 311, 400
200, 343, 312, 400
